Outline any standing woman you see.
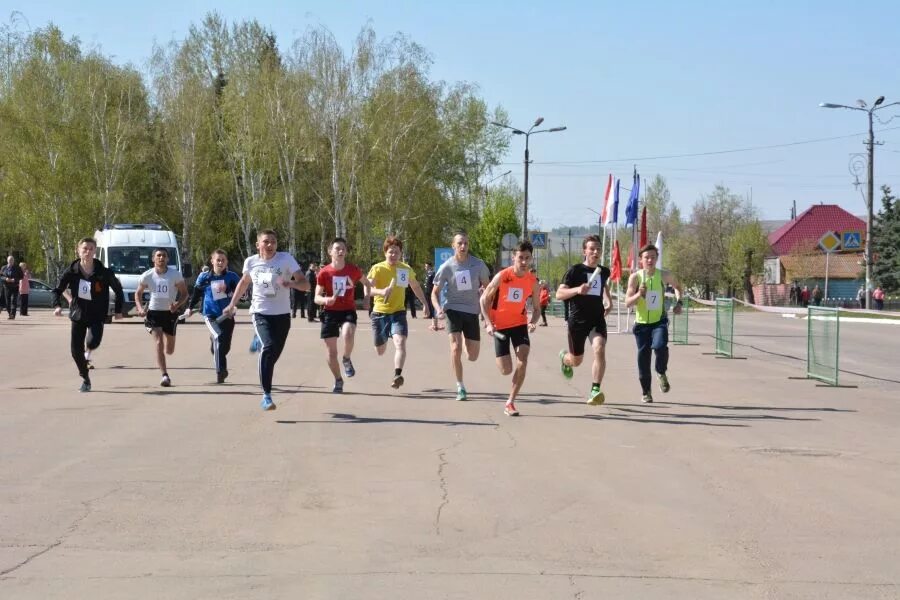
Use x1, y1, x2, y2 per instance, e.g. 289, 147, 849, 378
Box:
52, 237, 124, 392
18, 262, 31, 316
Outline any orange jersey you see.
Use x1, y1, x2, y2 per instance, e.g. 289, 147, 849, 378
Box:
490, 267, 537, 330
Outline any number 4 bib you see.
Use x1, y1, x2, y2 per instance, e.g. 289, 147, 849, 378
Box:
454, 270, 472, 291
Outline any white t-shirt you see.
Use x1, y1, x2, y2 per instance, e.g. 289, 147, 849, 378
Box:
139, 268, 184, 311
243, 252, 301, 315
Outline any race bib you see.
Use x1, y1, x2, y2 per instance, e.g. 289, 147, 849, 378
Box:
78, 279, 92, 301
211, 280, 228, 301
258, 272, 276, 297
333, 276, 349, 297
646, 290, 661, 310
454, 270, 472, 291
154, 277, 170, 299
396, 268, 410, 288
506, 287, 524, 303
587, 277, 603, 296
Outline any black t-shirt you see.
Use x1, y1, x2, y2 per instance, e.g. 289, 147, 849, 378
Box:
562, 263, 610, 323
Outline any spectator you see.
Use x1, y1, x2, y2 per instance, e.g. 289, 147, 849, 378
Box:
857, 286, 866, 309
305, 262, 319, 322
789, 281, 800, 306
539, 280, 550, 326
18, 262, 31, 316
800, 285, 810, 308
1, 256, 24, 319
812, 284, 823, 306
873, 286, 885, 311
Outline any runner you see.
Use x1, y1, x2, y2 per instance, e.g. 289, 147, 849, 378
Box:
134, 248, 189, 387
367, 235, 431, 389
185, 249, 241, 383
224, 229, 309, 411
430, 232, 490, 401
314, 237, 370, 393
624, 243, 683, 403
480, 240, 541, 417
556, 234, 613, 405
52, 237, 125, 391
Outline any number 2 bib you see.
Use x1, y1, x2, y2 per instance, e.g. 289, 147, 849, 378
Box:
587, 276, 603, 296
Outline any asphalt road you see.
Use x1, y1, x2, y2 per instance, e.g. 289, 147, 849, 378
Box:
1, 309, 897, 599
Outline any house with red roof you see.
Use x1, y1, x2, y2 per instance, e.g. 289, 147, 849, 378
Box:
755, 204, 865, 306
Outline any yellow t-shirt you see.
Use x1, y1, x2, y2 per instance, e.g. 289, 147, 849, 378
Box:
368, 260, 417, 314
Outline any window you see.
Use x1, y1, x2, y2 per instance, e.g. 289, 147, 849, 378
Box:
107, 247, 178, 275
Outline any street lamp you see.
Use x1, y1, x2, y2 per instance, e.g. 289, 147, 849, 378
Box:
820, 96, 900, 308
491, 117, 567, 239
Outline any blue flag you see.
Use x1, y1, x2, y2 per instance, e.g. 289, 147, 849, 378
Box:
612, 178, 620, 225
625, 171, 640, 227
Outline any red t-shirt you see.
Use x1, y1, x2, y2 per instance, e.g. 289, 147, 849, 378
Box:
490, 267, 537, 330
317, 263, 363, 312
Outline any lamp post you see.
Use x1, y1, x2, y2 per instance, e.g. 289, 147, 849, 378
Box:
491, 117, 566, 239
820, 96, 900, 309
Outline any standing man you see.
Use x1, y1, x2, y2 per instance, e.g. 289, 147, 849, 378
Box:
315, 237, 370, 393
538, 281, 550, 326
422, 261, 442, 331
224, 229, 309, 411
431, 232, 491, 401
306, 262, 319, 322
185, 249, 241, 383
556, 234, 613, 405
1, 256, 23, 319
480, 240, 541, 417
135, 248, 189, 387
52, 237, 124, 391
367, 235, 431, 389
625, 243, 682, 403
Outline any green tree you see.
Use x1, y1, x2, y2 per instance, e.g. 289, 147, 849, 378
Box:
873, 185, 900, 292
723, 221, 771, 302
470, 184, 521, 271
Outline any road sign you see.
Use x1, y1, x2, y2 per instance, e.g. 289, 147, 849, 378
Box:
530, 231, 548, 249
842, 230, 862, 250
434, 247, 453, 267
501, 233, 518, 251
818, 231, 841, 253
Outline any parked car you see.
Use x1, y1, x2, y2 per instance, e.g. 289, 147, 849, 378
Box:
27, 279, 67, 308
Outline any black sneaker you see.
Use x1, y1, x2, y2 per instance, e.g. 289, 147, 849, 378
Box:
216, 370, 228, 384
79, 380, 91, 393
391, 374, 404, 389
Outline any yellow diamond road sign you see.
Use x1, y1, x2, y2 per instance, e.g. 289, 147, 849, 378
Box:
818, 231, 841, 253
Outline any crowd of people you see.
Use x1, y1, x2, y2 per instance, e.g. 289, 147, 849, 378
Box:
38, 230, 683, 416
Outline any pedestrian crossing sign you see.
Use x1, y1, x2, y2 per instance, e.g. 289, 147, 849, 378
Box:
530, 232, 548, 248
842, 231, 862, 250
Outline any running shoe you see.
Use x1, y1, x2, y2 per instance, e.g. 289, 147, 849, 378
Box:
642, 392, 654, 403
249, 335, 261, 353
216, 370, 228, 384
658, 373, 671, 393
333, 379, 344, 393
559, 350, 574, 379
587, 387, 605, 406
391, 374, 404, 389
160, 375, 172, 387
456, 385, 468, 401
79, 380, 91, 393
504, 401, 519, 417
342, 357, 356, 378
260, 394, 276, 411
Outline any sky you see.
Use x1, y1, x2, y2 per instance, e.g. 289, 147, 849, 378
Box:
9, 0, 900, 230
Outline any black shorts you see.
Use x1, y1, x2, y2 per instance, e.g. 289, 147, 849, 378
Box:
445, 309, 481, 341
321, 309, 357, 339
567, 317, 607, 357
494, 324, 530, 357
145, 310, 178, 336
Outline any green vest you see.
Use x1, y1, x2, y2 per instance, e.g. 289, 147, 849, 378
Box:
635, 269, 664, 324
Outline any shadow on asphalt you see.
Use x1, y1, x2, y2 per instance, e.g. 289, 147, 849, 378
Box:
608, 406, 819, 422
535, 414, 749, 427
275, 412, 497, 427
655, 401, 856, 413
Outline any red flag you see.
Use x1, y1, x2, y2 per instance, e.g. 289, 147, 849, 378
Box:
625, 244, 634, 273
611, 240, 622, 282
639, 206, 647, 248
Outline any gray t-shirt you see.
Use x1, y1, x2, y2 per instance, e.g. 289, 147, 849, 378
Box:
243, 252, 301, 315
139, 268, 184, 311
434, 254, 491, 314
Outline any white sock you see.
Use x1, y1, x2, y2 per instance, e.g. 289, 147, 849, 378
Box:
456, 381, 464, 389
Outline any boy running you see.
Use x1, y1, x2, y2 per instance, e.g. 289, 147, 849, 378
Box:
430, 232, 491, 401
556, 235, 613, 405
135, 248, 189, 387
315, 238, 370, 393
224, 229, 309, 410
185, 249, 241, 383
52, 237, 124, 392
367, 236, 431, 389
480, 240, 541, 417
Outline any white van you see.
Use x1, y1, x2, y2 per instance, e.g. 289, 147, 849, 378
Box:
93, 224, 189, 315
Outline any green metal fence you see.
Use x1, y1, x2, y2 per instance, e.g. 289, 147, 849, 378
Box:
671, 302, 689, 345
807, 306, 840, 386
714, 297, 734, 357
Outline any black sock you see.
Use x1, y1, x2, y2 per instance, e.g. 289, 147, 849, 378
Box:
394, 368, 402, 377
592, 382, 600, 389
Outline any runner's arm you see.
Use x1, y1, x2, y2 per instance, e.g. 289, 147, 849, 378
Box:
603, 281, 613, 317
134, 281, 147, 315
409, 279, 431, 318
529, 280, 542, 328
187, 275, 206, 311
225, 273, 253, 315
479, 273, 502, 328
172, 280, 189, 312
314, 283, 330, 306
282, 269, 310, 292
624, 272, 643, 308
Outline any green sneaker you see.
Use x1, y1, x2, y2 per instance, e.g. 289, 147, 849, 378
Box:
559, 350, 574, 380
456, 385, 468, 401
587, 387, 605, 406
658, 373, 671, 393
